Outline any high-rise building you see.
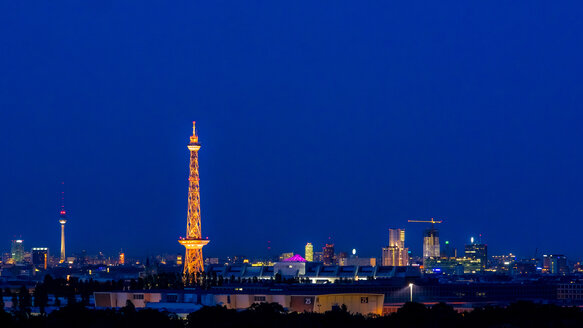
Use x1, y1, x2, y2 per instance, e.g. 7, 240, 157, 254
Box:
382, 228, 409, 266
465, 237, 488, 270
323, 244, 335, 265
32, 248, 49, 270
543, 254, 569, 274
11, 239, 24, 263
423, 227, 440, 259
119, 251, 125, 265
305, 243, 314, 262
179, 122, 210, 284
389, 229, 405, 249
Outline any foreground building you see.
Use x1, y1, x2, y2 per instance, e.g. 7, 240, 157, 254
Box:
94, 277, 564, 316
95, 290, 383, 316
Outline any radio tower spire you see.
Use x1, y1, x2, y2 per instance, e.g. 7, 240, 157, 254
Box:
59, 182, 67, 263
179, 121, 209, 284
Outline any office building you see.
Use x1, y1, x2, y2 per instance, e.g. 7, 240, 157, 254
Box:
423, 257, 482, 275
305, 243, 314, 262
382, 229, 409, 266
389, 229, 405, 249
323, 244, 335, 265
465, 238, 488, 270
11, 239, 24, 263
32, 248, 49, 270
543, 254, 568, 275
423, 227, 440, 259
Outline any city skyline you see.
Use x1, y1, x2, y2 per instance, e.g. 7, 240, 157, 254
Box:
2, 2, 583, 260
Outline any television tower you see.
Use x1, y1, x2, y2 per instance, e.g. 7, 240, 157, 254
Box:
179, 122, 209, 284
59, 182, 67, 263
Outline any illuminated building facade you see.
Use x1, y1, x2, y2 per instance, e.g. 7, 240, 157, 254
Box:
323, 244, 335, 265
179, 122, 210, 284
119, 251, 125, 265
32, 247, 48, 270
389, 229, 405, 249
305, 243, 314, 262
339, 257, 376, 266
423, 257, 482, 274
382, 229, 409, 266
423, 227, 440, 259
465, 238, 488, 270
11, 239, 24, 263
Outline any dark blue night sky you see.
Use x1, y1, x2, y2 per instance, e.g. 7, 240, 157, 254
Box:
1, 2, 582, 260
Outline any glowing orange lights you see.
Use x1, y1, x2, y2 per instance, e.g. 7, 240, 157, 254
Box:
179, 122, 209, 284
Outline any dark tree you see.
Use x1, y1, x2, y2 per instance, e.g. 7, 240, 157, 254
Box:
34, 284, 49, 314
0, 289, 4, 311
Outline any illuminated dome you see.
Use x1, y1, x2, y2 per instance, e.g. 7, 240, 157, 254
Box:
283, 254, 307, 262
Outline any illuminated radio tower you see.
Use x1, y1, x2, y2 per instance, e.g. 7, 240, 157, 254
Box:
179, 122, 209, 284
59, 182, 67, 263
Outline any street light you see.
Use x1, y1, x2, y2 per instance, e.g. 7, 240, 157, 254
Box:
409, 283, 414, 302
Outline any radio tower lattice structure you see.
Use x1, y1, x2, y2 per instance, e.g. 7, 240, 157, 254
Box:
179, 122, 209, 284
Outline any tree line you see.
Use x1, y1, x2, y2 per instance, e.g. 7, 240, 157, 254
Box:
2, 300, 583, 328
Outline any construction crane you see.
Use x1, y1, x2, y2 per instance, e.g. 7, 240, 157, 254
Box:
408, 218, 443, 259
408, 218, 443, 226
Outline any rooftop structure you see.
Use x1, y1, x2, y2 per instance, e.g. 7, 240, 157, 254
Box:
283, 254, 307, 262
206, 263, 421, 282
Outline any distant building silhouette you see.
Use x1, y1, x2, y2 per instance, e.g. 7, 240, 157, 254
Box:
323, 244, 335, 265
543, 254, 568, 274
32, 247, 48, 270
